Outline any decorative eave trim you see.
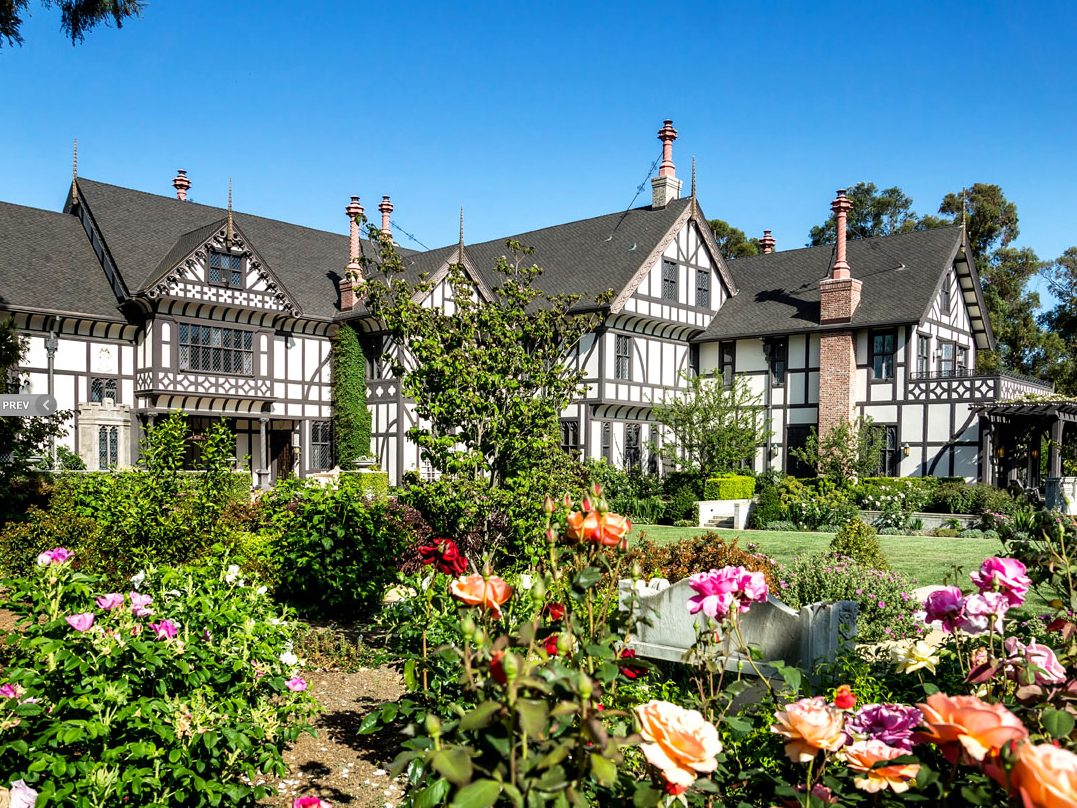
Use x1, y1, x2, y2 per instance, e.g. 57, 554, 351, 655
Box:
609, 203, 694, 314
914, 229, 992, 352
413, 247, 494, 304
139, 221, 303, 317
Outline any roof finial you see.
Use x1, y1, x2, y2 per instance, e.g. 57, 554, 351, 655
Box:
961, 186, 968, 230
226, 178, 234, 248
457, 207, 465, 262
71, 138, 78, 204
691, 156, 696, 199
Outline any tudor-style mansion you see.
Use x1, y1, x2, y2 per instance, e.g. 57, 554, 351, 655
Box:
0, 121, 1058, 489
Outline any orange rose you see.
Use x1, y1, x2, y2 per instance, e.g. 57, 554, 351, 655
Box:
449, 573, 514, 619
771, 697, 846, 763
1009, 743, 1077, 808
594, 512, 631, 546
917, 693, 1028, 764
566, 510, 599, 541
635, 700, 722, 787
843, 740, 920, 793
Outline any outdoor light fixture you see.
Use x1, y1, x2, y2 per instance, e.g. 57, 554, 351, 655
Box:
996, 446, 1006, 459
902, 442, 910, 457
770, 442, 779, 457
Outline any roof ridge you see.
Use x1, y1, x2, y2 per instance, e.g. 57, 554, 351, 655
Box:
734, 223, 963, 262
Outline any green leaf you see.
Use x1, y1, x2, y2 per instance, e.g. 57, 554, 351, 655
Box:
413, 778, 451, 808
1043, 707, 1076, 739
535, 742, 570, 771
573, 568, 602, 590
431, 748, 473, 786
449, 778, 501, 808
516, 699, 549, 738
633, 783, 662, 808
460, 701, 502, 731
381, 702, 399, 723
358, 710, 382, 735
404, 658, 418, 691
588, 753, 616, 786
922, 682, 940, 696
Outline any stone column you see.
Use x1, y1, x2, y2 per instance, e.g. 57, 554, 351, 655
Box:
980, 417, 994, 486
1050, 417, 1064, 479
257, 417, 270, 489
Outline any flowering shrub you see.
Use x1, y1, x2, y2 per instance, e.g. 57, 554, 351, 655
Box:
829, 518, 889, 570
625, 532, 779, 592
779, 553, 921, 642
0, 551, 317, 806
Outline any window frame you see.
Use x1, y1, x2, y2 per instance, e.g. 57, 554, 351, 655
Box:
625, 422, 642, 471
916, 334, 931, 377
940, 270, 952, 315
98, 425, 118, 470
719, 340, 736, 388
939, 340, 956, 377
869, 329, 897, 381
614, 334, 632, 380
208, 250, 244, 289
90, 376, 118, 403
875, 424, 899, 477
601, 422, 611, 462
767, 338, 788, 387
310, 420, 333, 471
560, 419, 580, 457
662, 260, 678, 301
178, 322, 255, 377
695, 268, 710, 308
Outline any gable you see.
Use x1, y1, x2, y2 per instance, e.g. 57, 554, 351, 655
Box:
141, 220, 302, 316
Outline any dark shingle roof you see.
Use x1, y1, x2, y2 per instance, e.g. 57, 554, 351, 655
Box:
74, 178, 416, 319
698, 226, 964, 341
0, 201, 124, 320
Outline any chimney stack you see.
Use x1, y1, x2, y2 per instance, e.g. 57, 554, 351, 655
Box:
378, 195, 394, 241
172, 169, 191, 201
650, 120, 683, 208
340, 195, 365, 312
830, 189, 853, 279
760, 230, 776, 254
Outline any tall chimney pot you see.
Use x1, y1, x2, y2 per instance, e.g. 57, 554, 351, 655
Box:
830, 189, 853, 279
172, 169, 191, 201
345, 196, 364, 263
760, 230, 776, 255
378, 195, 394, 240
651, 119, 683, 208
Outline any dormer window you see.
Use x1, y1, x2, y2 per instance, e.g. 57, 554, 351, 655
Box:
209, 251, 243, 289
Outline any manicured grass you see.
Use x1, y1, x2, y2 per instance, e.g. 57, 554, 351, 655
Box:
629, 524, 996, 588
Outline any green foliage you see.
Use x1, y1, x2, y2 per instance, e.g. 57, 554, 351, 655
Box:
0, 557, 317, 806
791, 416, 887, 482
703, 474, 755, 500
665, 485, 698, 524
340, 469, 389, 499
0, 414, 249, 582
609, 494, 664, 524
262, 477, 414, 617
0, 0, 144, 47
808, 181, 948, 245
778, 553, 921, 642
331, 325, 372, 467
626, 533, 778, 592
932, 480, 1018, 515
707, 218, 760, 259
780, 476, 856, 530
829, 518, 889, 569
651, 371, 770, 475
750, 483, 785, 528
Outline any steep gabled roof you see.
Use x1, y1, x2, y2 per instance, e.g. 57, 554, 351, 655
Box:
72, 178, 416, 319
697, 225, 968, 341
0, 201, 125, 320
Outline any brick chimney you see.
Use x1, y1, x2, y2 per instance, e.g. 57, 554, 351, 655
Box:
817, 189, 863, 440
651, 120, 683, 208
760, 230, 776, 254
378, 195, 394, 241
172, 169, 191, 201
339, 195, 364, 312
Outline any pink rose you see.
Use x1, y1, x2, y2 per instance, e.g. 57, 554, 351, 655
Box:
0, 683, 17, 699
970, 557, 1030, 607
1005, 637, 1067, 686
687, 568, 738, 619
286, 676, 308, 692
37, 547, 73, 566
737, 569, 769, 605
922, 586, 964, 632
293, 798, 330, 808
66, 612, 95, 632
1008, 743, 1077, 808
95, 593, 125, 611
8, 780, 39, 808
130, 592, 154, 617
957, 592, 1009, 636
148, 619, 178, 640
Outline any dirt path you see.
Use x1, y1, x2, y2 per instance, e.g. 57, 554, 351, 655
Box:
265, 667, 408, 807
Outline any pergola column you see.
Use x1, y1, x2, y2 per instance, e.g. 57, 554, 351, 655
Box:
257, 416, 270, 490
980, 417, 994, 485
1050, 416, 1064, 478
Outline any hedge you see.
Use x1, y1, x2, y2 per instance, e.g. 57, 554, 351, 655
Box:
704, 475, 755, 500
340, 470, 390, 501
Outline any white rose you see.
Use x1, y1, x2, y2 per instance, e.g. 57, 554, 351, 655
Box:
130, 570, 146, 589
256, 586, 267, 595
279, 651, 298, 667
225, 564, 240, 584
518, 574, 533, 591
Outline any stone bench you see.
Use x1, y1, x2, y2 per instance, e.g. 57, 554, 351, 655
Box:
618, 577, 858, 677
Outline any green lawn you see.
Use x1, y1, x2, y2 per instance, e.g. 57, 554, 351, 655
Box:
629, 525, 996, 588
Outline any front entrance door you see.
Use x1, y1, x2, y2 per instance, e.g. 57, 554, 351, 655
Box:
271, 431, 295, 482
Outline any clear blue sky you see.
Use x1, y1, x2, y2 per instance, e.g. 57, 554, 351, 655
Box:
1, 0, 1074, 303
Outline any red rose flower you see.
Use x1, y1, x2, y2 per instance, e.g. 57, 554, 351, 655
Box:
543, 602, 566, 622
619, 647, 645, 680
544, 634, 560, 657
418, 538, 468, 576
490, 650, 507, 685
833, 684, 856, 710
664, 783, 689, 796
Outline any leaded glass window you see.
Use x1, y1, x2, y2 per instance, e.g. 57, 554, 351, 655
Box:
696, 268, 710, 308
98, 426, 118, 469
871, 331, 896, 380
311, 421, 332, 470
209, 251, 243, 288
560, 419, 580, 457
614, 335, 631, 380
662, 260, 677, 301
90, 377, 117, 403
178, 323, 254, 375
601, 422, 611, 462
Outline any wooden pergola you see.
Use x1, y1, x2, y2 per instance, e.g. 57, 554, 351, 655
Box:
971, 401, 1077, 488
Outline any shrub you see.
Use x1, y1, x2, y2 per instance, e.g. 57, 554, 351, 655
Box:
933, 528, 961, 538
626, 533, 778, 592
764, 520, 799, 532
777, 553, 921, 642
672, 519, 694, 527
263, 477, 413, 617
983, 528, 1001, 541
661, 469, 706, 499
815, 524, 842, 534
878, 526, 903, 535
931, 481, 1019, 516
610, 494, 665, 525
958, 528, 986, 539
666, 485, 698, 523
829, 518, 889, 570
0, 555, 318, 806
704, 474, 755, 500
750, 484, 785, 528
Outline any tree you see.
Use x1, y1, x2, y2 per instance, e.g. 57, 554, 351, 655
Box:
707, 219, 760, 259
791, 417, 887, 482
939, 183, 1019, 259
0, 0, 143, 47
331, 325, 372, 467
650, 371, 771, 475
808, 182, 947, 246
1041, 246, 1077, 394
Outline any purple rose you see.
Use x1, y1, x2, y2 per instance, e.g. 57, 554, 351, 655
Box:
95, 593, 125, 611
922, 586, 964, 632
37, 547, 73, 566
1005, 637, 1067, 685
844, 703, 923, 752
970, 557, 1030, 607
65, 612, 95, 632
957, 591, 1009, 636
